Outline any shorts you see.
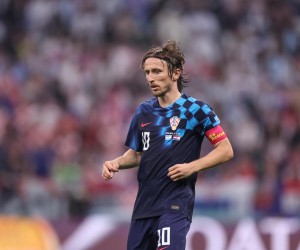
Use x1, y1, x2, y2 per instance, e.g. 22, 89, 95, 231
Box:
127, 213, 191, 250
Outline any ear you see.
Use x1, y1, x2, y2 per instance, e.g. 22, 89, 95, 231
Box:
172, 68, 181, 81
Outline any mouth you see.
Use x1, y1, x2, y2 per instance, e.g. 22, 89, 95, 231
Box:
150, 84, 159, 91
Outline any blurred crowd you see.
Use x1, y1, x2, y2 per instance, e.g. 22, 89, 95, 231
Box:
0, 0, 300, 221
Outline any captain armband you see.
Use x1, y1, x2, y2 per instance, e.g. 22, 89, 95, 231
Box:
205, 125, 227, 145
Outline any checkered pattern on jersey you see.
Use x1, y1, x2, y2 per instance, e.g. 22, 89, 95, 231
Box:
125, 94, 221, 152
152, 94, 220, 138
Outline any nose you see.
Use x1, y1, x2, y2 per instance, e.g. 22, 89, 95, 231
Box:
146, 74, 154, 85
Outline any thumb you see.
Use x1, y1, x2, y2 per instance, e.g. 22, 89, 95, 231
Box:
111, 161, 120, 172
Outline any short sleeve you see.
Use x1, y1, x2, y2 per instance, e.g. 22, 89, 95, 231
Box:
195, 103, 220, 136
125, 108, 143, 152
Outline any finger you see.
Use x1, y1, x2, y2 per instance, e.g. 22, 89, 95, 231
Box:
107, 161, 119, 172
167, 167, 179, 177
111, 163, 119, 172
103, 170, 114, 180
168, 170, 180, 179
102, 169, 110, 180
103, 161, 116, 174
102, 164, 114, 180
170, 173, 182, 181
168, 165, 178, 172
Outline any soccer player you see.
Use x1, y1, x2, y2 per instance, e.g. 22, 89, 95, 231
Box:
102, 40, 234, 250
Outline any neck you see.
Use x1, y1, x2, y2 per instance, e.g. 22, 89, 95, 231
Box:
158, 91, 181, 108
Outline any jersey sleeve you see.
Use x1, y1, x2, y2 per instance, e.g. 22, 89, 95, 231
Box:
125, 107, 143, 152
194, 102, 228, 145
194, 102, 221, 136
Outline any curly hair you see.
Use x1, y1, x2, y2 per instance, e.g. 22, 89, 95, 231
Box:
141, 40, 189, 92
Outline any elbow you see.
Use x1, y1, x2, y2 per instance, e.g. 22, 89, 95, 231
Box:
222, 138, 234, 163
224, 146, 234, 162
214, 139, 234, 164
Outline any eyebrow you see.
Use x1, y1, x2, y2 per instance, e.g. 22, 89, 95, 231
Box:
144, 67, 163, 73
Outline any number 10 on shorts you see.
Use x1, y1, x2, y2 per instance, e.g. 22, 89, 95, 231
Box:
157, 227, 170, 247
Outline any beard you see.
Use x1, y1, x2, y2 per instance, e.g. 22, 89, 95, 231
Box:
150, 85, 171, 97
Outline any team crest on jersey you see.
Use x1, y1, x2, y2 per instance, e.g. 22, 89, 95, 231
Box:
170, 116, 180, 131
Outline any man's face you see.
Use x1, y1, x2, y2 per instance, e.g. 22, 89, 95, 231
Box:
143, 57, 178, 97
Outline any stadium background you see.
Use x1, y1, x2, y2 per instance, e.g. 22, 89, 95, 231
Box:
0, 0, 300, 249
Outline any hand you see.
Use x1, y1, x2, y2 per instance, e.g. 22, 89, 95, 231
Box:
102, 159, 119, 181
167, 163, 194, 181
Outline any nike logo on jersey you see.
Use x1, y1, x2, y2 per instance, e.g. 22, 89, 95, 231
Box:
157, 247, 169, 250
141, 122, 152, 128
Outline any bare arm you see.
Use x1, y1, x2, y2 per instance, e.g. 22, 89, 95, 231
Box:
168, 138, 234, 181
102, 149, 142, 181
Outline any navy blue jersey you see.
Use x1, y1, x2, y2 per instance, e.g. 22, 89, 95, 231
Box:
125, 94, 220, 220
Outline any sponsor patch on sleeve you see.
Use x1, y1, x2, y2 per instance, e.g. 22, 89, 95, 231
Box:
205, 125, 227, 145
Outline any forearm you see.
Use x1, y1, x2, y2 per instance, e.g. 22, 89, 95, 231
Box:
117, 149, 142, 170
190, 138, 233, 173
102, 149, 141, 180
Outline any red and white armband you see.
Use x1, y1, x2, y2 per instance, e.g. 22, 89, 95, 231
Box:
205, 125, 227, 145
